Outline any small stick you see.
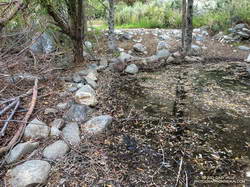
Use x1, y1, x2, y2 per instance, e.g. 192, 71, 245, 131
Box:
175, 157, 183, 187
185, 170, 188, 187
0, 98, 20, 136
0, 99, 18, 116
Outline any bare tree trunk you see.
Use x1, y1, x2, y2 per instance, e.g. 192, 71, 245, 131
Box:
107, 0, 117, 51
181, 0, 186, 49
83, 0, 87, 34
182, 0, 193, 56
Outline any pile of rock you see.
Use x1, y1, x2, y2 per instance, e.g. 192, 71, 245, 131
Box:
215, 23, 250, 43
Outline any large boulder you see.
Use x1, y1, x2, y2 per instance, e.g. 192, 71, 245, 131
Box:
75, 85, 97, 106
24, 118, 50, 139
43, 140, 69, 160
30, 33, 55, 54
62, 123, 81, 146
63, 104, 90, 123
6, 142, 39, 164
82, 115, 113, 134
7, 160, 51, 187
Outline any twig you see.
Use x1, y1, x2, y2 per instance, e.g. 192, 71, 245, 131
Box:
0, 99, 18, 116
185, 170, 188, 187
0, 98, 20, 136
0, 78, 38, 156
175, 157, 183, 187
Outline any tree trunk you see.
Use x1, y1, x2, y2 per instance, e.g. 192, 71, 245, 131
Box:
73, 0, 85, 63
107, 0, 117, 51
181, 0, 186, 49
182, 0, 193, 56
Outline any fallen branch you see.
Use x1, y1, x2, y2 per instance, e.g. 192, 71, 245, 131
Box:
0, 78, 38, 156
0, 98, 20, 136
0, 99, 18, 116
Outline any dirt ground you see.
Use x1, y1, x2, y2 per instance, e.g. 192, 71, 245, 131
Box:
0, 29, 250, 186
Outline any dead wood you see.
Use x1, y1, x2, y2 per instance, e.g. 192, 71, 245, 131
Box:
0, 78, 38, 156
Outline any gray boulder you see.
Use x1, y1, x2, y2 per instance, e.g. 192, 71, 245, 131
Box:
43, 140, 69, 160
7, 160, 51, 187
6, 142, 39, 164
30, 33, 55, 54
62, 123, 81, 146
82, 115, 113, 134
24, 118, 50, 139
125, 64, 139, 74
63, 104, 89, 123
75, 85, 97, 106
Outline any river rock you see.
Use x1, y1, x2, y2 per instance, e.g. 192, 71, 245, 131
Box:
110, 61, 126, 72
238, 46, 250, 51
133, 43, 147, 53
73, 73, 83, 83
6, 142, 39, 164
246, 54, 250, 62
125, 64, 139, 74
118, 52, 134, 63
82, 115, 113, 134
24, 118, 50, 139
157, 41, 169, 51
85, 77, 97, 89
62, 123, 81, 146
43, 140, 69, 160
7, 160, 51, 187
156, 49, 171, 60
86, 71, 97, 81
63, 104, 89, 123
75, 85, 97, 106
191, 44, 202, 56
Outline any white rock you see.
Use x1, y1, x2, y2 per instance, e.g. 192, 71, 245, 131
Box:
82, 115, 113, 134
125, 64, 139, 74
62, 123, 81, 146
56, 102, 69, 110
84, 41, 92, 49
24, 118, 50, 139
85, 77, 97, 89
8, 160, 51, 187
86, 71, 97, 81
246, 54, 250, 62
75, 85, 97, 106
6, 142, 39, 164
44, 108, 58, 115
43, 140, 69, 160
